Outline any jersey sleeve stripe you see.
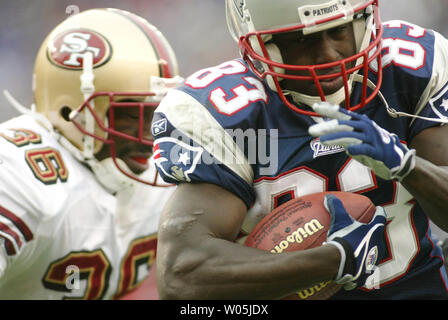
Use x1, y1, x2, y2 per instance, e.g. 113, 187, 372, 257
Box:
0, 226, 20, 256
109, 9, 178, 78
0, 206, 33, 241
0, 235, 17, 255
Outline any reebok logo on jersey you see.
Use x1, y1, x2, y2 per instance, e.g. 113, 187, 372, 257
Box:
152, 118, 167, 136
310, 138, 345, 158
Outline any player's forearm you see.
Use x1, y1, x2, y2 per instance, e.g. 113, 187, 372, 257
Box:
157, 237, 339, 300
402, 157, 448, 232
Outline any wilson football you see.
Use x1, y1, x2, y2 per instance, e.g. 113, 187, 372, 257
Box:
244, 191, 376, 300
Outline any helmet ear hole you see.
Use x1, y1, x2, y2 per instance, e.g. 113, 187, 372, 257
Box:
60, 106, 72, 122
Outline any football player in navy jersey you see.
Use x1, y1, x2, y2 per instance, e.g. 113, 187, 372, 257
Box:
153, 0, 448, 299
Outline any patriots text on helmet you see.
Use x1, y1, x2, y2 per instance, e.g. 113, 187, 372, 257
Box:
311, 4, 340, 17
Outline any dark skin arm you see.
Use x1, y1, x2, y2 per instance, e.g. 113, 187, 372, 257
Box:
404, 124, 448, 232
156, 182, 340, 300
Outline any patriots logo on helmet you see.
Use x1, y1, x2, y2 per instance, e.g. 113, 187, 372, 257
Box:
153, 137, 204, 182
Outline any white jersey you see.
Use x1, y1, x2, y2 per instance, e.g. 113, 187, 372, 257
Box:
0, 114, 175, 299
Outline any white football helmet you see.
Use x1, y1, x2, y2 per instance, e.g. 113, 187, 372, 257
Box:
32, 8, 183, 191
226, 0, 384, 116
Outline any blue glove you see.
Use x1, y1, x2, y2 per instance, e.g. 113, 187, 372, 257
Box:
324, 194, 387, 290
308, 102, 416, 181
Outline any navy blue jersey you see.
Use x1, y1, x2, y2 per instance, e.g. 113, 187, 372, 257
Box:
152, 21, 448, 299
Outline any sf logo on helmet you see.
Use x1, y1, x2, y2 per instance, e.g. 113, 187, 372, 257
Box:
48, 29, 111, 69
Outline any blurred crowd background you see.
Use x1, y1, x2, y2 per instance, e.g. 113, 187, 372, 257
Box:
1, 0, 448, 239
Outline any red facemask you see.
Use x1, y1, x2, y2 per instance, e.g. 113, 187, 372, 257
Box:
71, 91, 171, 187
237, 0, 384, 116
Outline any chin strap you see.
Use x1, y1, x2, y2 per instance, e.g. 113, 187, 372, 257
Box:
285, 80, 353, 109
75, 52, 136, 194
88, 158, 136, 194
54, 131, 136, 194
351, 74, 448, 124
48, 127, 136, 194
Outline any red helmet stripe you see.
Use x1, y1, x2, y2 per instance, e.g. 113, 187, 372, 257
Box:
109, 9, 175, 78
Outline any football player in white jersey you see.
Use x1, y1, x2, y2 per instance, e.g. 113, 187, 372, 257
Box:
0, 8, 182, 299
